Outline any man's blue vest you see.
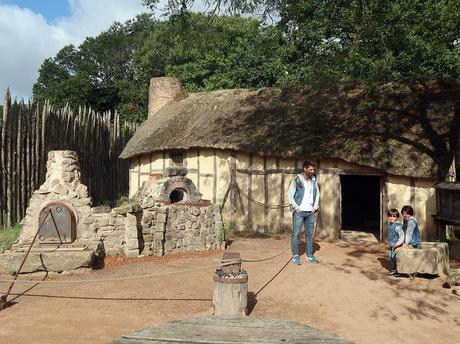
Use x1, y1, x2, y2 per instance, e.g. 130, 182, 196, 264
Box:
290, 175, 318, 213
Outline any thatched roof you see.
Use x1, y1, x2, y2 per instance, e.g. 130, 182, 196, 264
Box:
120, 79, 460, 179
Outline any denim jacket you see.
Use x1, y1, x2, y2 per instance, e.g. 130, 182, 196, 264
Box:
402, 216, 421, 246
288, 174, 319, 213
388, 221, 404, 247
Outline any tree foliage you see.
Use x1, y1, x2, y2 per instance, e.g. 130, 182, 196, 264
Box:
33, 1, 460, 123
143, 0, 460, 83
33, 12, 283, 122
134, 13, 285, 92
277, 0, 460, 83
33, 14, 156, 122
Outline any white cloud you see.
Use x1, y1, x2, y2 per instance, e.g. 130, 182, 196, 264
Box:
0, 0, 145, 99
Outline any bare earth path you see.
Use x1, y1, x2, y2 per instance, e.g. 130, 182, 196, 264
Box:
1, 236, 459, 344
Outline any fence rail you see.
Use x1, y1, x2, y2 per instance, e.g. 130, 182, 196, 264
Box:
0, 89, 137, 227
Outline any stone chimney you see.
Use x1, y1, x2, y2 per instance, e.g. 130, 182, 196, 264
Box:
148, 77, 188, 117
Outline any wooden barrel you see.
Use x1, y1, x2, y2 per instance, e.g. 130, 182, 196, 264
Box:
212, 270, 248, 316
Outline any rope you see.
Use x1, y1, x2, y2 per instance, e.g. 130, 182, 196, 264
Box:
242, 245, 291, 263
0, 259, 241, 285
0, 244, 292, 285
238, 186, 291, 209
219, 244, 291, 264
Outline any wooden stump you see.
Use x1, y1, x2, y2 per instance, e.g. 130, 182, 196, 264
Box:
0, 294, 7, 311
213, 270, 248, 316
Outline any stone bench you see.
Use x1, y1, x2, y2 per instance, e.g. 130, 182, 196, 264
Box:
396, 242, 449, 276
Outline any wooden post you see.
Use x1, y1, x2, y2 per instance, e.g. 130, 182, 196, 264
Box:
212, 252, 248, 316
0, 294, 7, 311
1, 90, 10, 226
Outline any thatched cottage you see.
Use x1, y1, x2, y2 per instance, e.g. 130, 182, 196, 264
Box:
120, 77, 460, 242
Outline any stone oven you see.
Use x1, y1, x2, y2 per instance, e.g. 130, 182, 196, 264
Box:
0, 151, 224, 273
132, 167, 224, 257
0, 151, 144, 273
136, 167, 206, 205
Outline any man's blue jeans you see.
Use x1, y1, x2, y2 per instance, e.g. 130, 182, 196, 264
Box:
291, 211, 315, 257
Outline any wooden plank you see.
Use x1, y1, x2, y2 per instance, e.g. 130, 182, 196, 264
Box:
278, 158, 285, 233
229, 153, 237, 229
196, 148, 200, 190
410, 177, 416, 206
0, 90, 10, 226
112, 317, 353, 344
213, 149, 217, 204
5, 98, 13, 226
236, 168, 298, 175
246, 153, 253, 230
263, 156, 268, 232
16, 101, 23, 221
380, 176, 388, 242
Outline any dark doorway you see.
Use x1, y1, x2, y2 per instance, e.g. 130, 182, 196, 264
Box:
340, 175, 381, 240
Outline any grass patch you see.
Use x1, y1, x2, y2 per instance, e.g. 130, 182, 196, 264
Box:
114, 195, 129, 208
0, 224, 21, 253
93, 194, 129, 208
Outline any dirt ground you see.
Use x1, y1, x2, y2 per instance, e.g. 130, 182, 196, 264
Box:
1, 234, 459, 344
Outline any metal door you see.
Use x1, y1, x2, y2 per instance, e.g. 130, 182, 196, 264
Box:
37, 202, 76, 244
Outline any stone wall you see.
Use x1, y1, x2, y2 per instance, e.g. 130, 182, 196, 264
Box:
140, 203, 224, 256
1, 150, 224, 274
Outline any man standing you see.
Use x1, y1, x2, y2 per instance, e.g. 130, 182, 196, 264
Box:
288, 160, 320, 265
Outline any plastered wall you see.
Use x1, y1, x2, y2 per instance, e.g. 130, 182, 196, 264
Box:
128, 149, 437, 240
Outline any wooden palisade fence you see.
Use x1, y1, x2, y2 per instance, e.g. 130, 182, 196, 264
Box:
0, 89, 137, 227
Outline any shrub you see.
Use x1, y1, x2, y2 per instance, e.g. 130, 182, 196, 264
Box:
0, 224, 22, 253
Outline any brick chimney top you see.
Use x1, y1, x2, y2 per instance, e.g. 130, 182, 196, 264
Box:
148, 77, 188, 117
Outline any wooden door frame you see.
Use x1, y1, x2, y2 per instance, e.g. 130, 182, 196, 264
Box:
336, 170, 386, 242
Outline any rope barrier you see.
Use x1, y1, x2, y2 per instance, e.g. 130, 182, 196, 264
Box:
0, 244, 292, 285
238, 186, 291, 209
0, 259, 242, 285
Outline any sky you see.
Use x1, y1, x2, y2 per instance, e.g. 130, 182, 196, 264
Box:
0, 0, 148, 99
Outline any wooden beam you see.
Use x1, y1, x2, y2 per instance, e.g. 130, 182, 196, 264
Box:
278, 157, 285, 233
263, 157, 268, 232
213, 149, 217, 204
246, 154, 253, 231
196, 148, 200, 190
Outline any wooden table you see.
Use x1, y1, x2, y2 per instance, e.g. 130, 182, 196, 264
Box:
110, 316, 353, 343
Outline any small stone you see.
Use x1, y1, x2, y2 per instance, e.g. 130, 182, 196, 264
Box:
92, 206, 111, 213
113, 203, 142, 214
82, 216, 94, 225
125, 250, 139, 258
96, 218, 109, 227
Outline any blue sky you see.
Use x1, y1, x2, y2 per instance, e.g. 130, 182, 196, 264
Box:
0, 0, 147, 99
1, 0, 71, 22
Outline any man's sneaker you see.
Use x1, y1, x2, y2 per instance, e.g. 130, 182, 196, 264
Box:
306, 255, 320, 264
292, 255, 301, 266
388, 270, 397, 275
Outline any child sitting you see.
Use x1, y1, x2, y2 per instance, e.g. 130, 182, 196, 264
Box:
387, 208, 404, 275
401, 205, 421, 248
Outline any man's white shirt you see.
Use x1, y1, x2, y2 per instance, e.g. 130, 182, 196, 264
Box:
298, 176, 315, 211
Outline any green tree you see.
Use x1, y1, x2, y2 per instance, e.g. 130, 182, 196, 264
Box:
34, 12, 285, 122
33, 14, 156, 122
135, 13, 286, 92
277, 0, 460, 83
142, 0, 460, 83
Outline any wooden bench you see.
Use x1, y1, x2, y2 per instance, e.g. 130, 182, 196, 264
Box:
396, 242, 449, 276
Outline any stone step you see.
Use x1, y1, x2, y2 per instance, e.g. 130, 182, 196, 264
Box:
0, 249, 95, 273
